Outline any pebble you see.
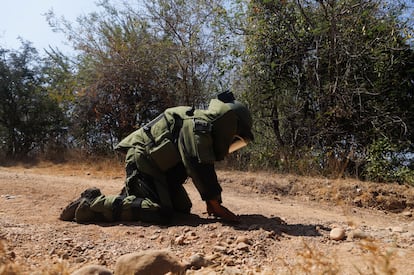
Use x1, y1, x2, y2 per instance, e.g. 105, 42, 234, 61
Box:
188, 253, 212, 269
174, 235, 186, 245
72, 264, 112, 275
2, 195, 16, 200
330, 227, 346, 241
235, 236, 251, 245
149, 234, 158, 240
74, 257, 86, 263
347, 229, 369, 240
213, 245, 227, 253
391, 226, 407, 233
235, 242, 249, 252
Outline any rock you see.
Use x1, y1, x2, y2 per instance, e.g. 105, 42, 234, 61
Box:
347, 229, 369, 240
174, 235, 186, 245
391, 226, 407, 233
114, 250, 186, 275
71, 264, 112, 275
330, 227, 346, 241
235, 236, 251, 245
188, 253, 212, 269
235, 242, 249, 252
75, 257, 86, 263
222, 266, 243, 274
213, 245, 227, 253
401, 210, 412, 217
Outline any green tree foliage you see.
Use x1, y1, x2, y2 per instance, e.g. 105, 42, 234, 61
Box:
243, 0, 414, 180
0, 43, 65, 158
48, 2, 183, 152
47, 0, 244, 152
365, 137, 414, 185
144, 0, 243, 104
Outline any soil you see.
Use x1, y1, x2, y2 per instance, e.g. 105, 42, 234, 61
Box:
0, 162, 413, 274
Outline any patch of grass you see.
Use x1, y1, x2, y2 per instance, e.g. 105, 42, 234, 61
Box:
278, 239, 398, 275
0, 239, 72, 275
355, 240, 397, 275
280, 240, 339, 275
0, 154, 125, 179
1, 240, 20, 275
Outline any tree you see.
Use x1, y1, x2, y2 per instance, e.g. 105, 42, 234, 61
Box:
0, 43, 65, 158
243, 0, 414, 178
46, 0, 247, 152
47, 2, 185, 151
143, 0, 244, 105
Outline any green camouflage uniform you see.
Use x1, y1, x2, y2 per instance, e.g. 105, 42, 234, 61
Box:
72, 99, 239, 224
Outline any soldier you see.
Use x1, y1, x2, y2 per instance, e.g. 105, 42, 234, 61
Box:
60, 91, 254, 224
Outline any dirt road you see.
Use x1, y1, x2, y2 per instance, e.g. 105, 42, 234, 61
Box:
0, 165, 413, 274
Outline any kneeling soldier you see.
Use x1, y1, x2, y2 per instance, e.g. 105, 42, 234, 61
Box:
60, 91, 254, 224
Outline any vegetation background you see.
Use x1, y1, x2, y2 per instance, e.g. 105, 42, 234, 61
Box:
0, 0, 413, 185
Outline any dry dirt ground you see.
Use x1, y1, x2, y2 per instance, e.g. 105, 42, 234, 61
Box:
0, 162, 414, 274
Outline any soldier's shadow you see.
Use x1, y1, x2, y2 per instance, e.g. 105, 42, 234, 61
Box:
235, 214, 330, 237
99, 213, 330, 237
173, 213, 329, 237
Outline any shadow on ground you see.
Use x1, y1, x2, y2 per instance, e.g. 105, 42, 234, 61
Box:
94, 213, 330, 238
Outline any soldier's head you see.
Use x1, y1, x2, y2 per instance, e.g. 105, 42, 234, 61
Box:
217, 91, 254, 153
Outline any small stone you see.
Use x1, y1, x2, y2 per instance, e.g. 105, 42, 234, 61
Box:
266, 231, 276, 238
391, 226, 406, 233
174, 235, 186, 245
347, 229, 369, 240
75, 257, 86, 263
402, 211, 412, 217
71, 264, 112, 275
213, 245, 227, 253
235, 236, 251, 245
223, 258, 236, 266
8, 251, 16, 259
236, 242, 249, 252
73, 245, 84, 252
330, 227, 346, 241
4, 195, 16, 200
188, 253, 212, 269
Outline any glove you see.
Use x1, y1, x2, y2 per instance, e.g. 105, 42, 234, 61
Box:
206, 199, 240, 223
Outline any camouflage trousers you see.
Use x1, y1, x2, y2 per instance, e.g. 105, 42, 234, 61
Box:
74, 194, 169, 224
123, 159, 192, 215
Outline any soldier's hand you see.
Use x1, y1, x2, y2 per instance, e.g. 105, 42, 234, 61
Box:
206, 199, 240, 223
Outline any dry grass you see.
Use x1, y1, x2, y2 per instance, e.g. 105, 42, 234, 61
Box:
355, 240, 397, 275
0, 239, 72, 275
282, 240, 339, 275
277, 239, 398, 275
0, 156, 124, 179
0, 240, 18, 275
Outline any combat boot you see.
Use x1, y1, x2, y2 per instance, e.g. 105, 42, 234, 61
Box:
59, 187, 102, 221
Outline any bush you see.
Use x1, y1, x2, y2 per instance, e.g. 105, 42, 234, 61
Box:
364, 138, 414, 185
